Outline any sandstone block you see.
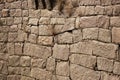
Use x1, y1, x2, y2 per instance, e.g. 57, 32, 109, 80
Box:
53, 44, 70, 60
70, 54, 96, 69
38, 36, 53, 46
85, 6, 95, 15
8, 56, 20, 66
112, 27, 120, 43
39, 17, 50, 24
31, 68, 52, 80
113, 5, 120, 16
92, 41, 118, 59
31, 58, 46, 68
98, 28, 111, 42
53, 75, 70, 80
97, 57, 114, 72
7, 75, 21, 80
14, 17, 22, 24
7, 43, 14, 55
79, 0, 100, 5
95, 6, 105, 15
28, 0, 36, 9
0, 33, 7, 42
79, 16, 97, 28
15, 43, 23, 55
28, 18, 38, 25
21, 76, 35, 80
56, 62, 69, 76
28, 34, 37, 43
29, 9, 40, 18
2, 9, 9, 17
8, 33, 17, 42
105, 6, 113, 16
46, 57, 55, 71
113, 62, 120, 75
55, 32, 73, 44
50, 18, 65, 24
20, 56, 31, 67
21, 67, 31, 76
101, 0, 111, 5
39, 25, 53, 36
10, 1, 21, 9
31, 26, 38, 35
73, 6, 85, 17
112, 0, 120, 4
41, 10, 52, 17
70, 64, 100, 80
83, 28, 99, 40
111, 17, 120, 27
8, 67, 21, 75
70, 41, 92, 54
72, 29, 82, 43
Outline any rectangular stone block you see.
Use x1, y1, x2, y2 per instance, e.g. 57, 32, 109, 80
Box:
110, 17, 120, 27
70, 54, 96, 69
112, 27, 120, 43
113, 62, 120, 75
20, 56, 31, 67
8, 55, 20, 66
97, 57, 114, 72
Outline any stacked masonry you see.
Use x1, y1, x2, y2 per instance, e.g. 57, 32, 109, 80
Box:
0, 0, 120, 80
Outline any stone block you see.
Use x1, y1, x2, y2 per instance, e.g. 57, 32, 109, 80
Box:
83, 28, 99, 40
15, 43, 23, 55
53, 44, 70, 60
53, 75, 70, 80
8, 56, 20, 66
70, 54, 96, 69
7, 75, 21, 80
21, 76, 35, 80
113, 5, 120, 16
7, 43, 14, 55
113, 62, 120, 75
28, 18, 39, 25
97, 57, 114, 72
55, 32, 73, 44
85, 6, 95, 15
111, 17, 120, 27
39, 17, 50, 24
39, 25, 53, 36
98, 28, 111, 42
0, 33, 8, 41
21, 67, 31, 76
70, 41, 93, 54
79, 16, 98, 28
92, 41, 118, 59
14, 17, 22, 24
8, 67, 21, 75
29, 9, 40, 18
20, 56, 31, 67
50, 18, 65, 24
28, 34, 37, 43
79, 0, 100, 5
95, 6, 105, 15
38, 36, 53, 46
31, 26, 39, 35
112, 27, 120, 43
46, 57, 55, 71
8, 32, 17, 42
101, 0, 111, 5
70, 64, 100, 80
56, 62, 69, 76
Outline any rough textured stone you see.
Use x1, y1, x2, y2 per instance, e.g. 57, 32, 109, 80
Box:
70, 54, 96, 69
50, 18, 65, 24
31, 68, 52, 80
20, 56, 31, 67
112, 27, 120, 43
46, 57, 55, 71
53, 44, 70, 60
8, 56, 20, 66
21, 76, 35, 80
39, 17, 50, 24
31, 26, 39, 35
28, 34, 37, 43
56, 62, 69, 76
98, 28, 111, 42
79, 0, 100, 5
70, 41, 93, 54
113, 62, 120, 75
14, 43, 23, 55
92, 41, 118, 59
53, 75, 70, 80
111, 17, 120, 27
83, 28, 99, 40
97, 57, 114, 72
70, 64, 100, 80
28, 18, 39, 25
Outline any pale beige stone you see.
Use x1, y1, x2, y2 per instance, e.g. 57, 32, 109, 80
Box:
70, 41, 93, 54
21, 76, 35, 80
113, 62, 120, 75
28, 18, 38, 25
85, 6, 95, 15
31, 68, 52, 80
20, 56, 31, 67
50, 18, 65, 24
28, 34, 37, 43
79, 0, 100, 5
70, 54, 96, 69
53, 75, 70, 80
38, 36, 53, 46
8, 56, 20, 66
70, 64, 100, 80
95, 6, 105, 15
112, 27, 120, 43
53, 44, 70, 60
98, 28, 111, 42
31, 26, 39, 35
8, 67, 21, 75
56, 62, 69, 76
46, 57, 55, 71
92, 41, 118, 59
111, 17, 120, 27
21, 67, 31, 76
97, 57, 114, 72
56, 32, 73, 44
39, 17, 50, 24
15, 43, 23, 55
83, 28, 99, 40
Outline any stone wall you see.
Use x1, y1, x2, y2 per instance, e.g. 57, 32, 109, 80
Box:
0, 0, 120, 80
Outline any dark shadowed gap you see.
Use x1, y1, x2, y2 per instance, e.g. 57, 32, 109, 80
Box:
35, 0, 39, 9
42, 0, 46, 9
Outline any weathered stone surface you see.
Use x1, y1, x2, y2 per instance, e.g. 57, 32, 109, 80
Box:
8, 67, 21, 75
101, 72, 120, 80
112, 27, 120, 43
31, 68, 52, 80
15, 43, 23, 55
24, 43, 52, 59
28, 34, 37, 43
21, 76, 35, 80
46, 57, 55, 71
31, 58, 46, 68
72, 29, 82, 43
85, 6, 95, 15
95, 6, 105, 15
20, 56, 31, 67
53, 75, 70, 80
7, 75, 21, 80
70, 64, 100, 80
101, 0, 111, 5
29, 9, 40, 18
39, 17, 50, 24
38, 36, 53, 46
113, 5, 120, 16
79, 16, 98, 28
97, 57, 114, 72
50, 18, 65, 24
53, 44, 70, 60
8, 33, 17, 42
79, 0, 100, 5
55, 32, 73, 44
92, 41, 118, 59
39, 25, 53, 36
73, 6, 85, 17
111, 17, 120, 27
31, 26, 38, 35
70, 41, 93, 54
113, 62, 120, 75
70, 54, 96, 69
83, 28, 99, 40
8, 56, 20, 66
56, 62, 69, 76
0, 33, 7, 41
98, 28, 111, 42
7, 43, 14, 55
28, 18, 39, 25
21, 67, 31, 76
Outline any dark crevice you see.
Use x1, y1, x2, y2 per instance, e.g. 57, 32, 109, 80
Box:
42, 0, 46, 9
35, 0, 39, 9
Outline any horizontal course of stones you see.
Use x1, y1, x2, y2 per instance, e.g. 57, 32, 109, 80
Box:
0, 0, 120, 80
